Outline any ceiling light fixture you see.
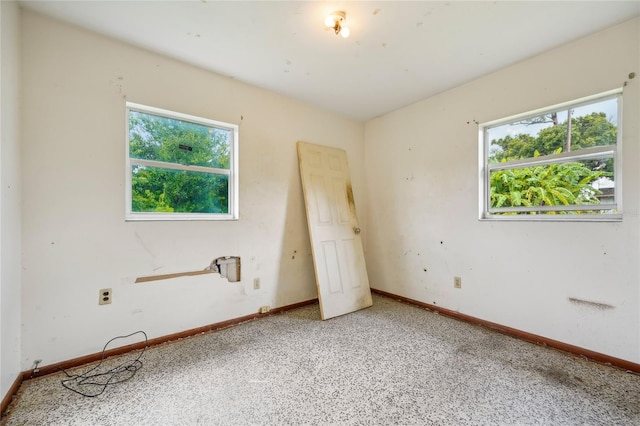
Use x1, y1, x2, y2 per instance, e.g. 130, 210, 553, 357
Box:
324, 11, 350, 38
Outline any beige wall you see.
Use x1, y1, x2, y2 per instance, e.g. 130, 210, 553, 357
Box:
365, 18, 640, 362
20, 10, 365, 369
1, 0, 22, 398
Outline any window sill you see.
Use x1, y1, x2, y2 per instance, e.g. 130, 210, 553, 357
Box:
480, 214, 622, 222
126, 213, 239, 221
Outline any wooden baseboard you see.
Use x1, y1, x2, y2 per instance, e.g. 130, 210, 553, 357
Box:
371, 288, 640, 374
22, 298, 318, 381
1, 374, 23, 417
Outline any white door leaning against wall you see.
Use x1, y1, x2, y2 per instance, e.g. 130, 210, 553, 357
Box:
297, 141, 373, 320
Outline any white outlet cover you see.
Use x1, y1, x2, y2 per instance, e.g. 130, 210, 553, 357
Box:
99, 288, 112, 305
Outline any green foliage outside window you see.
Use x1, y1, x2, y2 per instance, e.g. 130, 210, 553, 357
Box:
488, 111, 616, 214
490, 151, 606, 213
129, 111, 231, 214
490, 113, 616, 164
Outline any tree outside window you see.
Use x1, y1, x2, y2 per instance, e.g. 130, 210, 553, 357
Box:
126, 103, 238, 221
481, 90, 621, 220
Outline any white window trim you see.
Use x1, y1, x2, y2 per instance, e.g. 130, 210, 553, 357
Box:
478, 88, 623, 222
125, 102, 239, 221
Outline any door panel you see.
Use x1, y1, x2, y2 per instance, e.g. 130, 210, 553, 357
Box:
310, 174, 332, 224
321, 241, 343, 294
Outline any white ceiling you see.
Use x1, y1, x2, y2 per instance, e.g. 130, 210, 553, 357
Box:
19, 1, 640, 121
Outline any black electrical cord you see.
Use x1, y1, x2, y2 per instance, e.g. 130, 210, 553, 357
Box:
60, 330, 147, 397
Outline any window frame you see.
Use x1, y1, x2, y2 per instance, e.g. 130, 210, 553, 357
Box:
125, 102, 239, 221
478, 89, 623, 222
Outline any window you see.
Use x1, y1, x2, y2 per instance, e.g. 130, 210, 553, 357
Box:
126, 103, 238, 220
479, 89, 622, 221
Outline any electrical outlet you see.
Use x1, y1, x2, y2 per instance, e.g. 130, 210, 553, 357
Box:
454, 277, 462, 289
259, 305, 270, 314
253, 277, 260, 290
99, 288, 112, 305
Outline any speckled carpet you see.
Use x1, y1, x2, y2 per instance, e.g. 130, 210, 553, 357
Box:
3, 294, 639, 425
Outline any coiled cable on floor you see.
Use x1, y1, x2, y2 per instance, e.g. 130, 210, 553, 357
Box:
60, 330, 147, 397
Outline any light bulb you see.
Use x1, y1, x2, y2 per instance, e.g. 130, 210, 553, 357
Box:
340, 26, 350, 38
324, 15, 336, 28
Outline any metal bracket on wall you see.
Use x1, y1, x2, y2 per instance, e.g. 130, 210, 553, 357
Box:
135, 256, 241, 283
